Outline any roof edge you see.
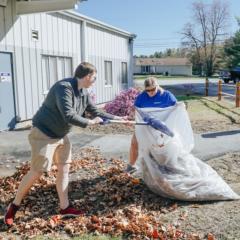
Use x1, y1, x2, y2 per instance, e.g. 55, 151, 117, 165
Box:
60, 10, 136, 39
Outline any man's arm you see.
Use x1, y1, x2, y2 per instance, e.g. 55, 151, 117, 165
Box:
85, 94, 119, 120
55, 84, 90, 127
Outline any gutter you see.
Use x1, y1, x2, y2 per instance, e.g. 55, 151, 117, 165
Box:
60, 10, 136, 39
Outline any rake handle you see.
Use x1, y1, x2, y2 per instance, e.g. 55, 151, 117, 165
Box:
105, 119, 148, 125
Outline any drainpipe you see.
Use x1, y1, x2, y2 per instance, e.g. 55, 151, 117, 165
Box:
81, 20, 88, 62
128, 37, 134, 88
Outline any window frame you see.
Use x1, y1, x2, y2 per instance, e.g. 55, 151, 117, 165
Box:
104, 60, 113, 87
121, 62, 128, 85
41, 55, 73, 94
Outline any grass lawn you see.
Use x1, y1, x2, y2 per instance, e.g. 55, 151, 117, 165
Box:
176, 95, 201, 101
133, 74, 202, 80
133, 75, 220, 81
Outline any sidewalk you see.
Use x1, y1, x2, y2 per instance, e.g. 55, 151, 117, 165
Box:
0, 129, 240, 177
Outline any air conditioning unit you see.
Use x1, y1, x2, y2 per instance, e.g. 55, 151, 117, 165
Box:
0, 0, 7, 7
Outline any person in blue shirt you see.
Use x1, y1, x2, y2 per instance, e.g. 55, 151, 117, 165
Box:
126, 77, 177, 173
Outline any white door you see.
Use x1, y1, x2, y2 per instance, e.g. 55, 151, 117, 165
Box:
0, 52, 15, 130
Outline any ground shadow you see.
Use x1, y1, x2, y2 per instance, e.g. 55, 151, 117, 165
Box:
202, 129, 240, 138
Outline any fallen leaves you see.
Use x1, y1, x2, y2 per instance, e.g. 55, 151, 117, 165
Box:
0, 147, 207, 239
207, 233, 216, 240
131, 178, 141, 185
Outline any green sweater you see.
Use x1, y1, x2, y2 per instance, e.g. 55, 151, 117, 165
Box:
32, 78, 115, 138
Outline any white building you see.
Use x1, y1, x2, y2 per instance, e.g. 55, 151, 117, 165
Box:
134, 57, 192, 76
0, 0, 135, 130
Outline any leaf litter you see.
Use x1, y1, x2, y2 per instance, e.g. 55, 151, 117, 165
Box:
0, 147, 215, 239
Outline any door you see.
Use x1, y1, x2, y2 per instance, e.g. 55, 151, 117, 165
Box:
0, 52, 15, 130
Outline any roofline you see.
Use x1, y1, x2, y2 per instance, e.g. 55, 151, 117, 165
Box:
136, 64, 193, 66
60, 10, 137, 39
135, 57, 189, 60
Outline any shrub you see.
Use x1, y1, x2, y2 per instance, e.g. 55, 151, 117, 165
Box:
104, 88, 140, 119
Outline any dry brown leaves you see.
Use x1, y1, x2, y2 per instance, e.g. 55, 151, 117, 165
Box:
0, 147, 208, 239
84, 123, 134, 135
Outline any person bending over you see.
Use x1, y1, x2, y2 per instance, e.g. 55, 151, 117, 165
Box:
126, 77, 177, 173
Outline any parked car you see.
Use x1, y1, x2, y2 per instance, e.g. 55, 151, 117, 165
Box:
219, 67, 240, 83
219, 70, 231, 83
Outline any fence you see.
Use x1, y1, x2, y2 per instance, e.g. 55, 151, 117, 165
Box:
205, 78, 240, 108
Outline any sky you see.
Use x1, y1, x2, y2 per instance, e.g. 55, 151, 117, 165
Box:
77, 0, 240, 56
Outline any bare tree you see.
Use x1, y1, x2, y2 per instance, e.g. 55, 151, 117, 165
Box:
181, 0, 229, 76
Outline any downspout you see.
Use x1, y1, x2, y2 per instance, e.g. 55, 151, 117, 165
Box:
128, 36, 135, 88
80, 20, 87, 62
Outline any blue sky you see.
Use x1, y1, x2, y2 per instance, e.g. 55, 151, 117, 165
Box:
77, 0, 240, 56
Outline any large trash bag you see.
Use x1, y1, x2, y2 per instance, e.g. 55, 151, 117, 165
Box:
135, 102, 239, 201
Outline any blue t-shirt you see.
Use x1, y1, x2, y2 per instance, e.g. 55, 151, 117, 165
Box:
134, 90, 177, 108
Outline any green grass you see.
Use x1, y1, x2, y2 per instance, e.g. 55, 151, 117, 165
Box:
176, 95, 201, 101
200, 98, 239, 124
133, 74, 201, 80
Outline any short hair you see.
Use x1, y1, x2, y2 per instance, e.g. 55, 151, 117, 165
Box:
144, 77, 164, 93
144, 77, 158, 88
74, 62, 97, 79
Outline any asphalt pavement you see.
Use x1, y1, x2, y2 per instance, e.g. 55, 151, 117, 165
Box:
0, 128, 239, 177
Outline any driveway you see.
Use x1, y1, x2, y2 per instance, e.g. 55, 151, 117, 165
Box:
1, 129, 240, 177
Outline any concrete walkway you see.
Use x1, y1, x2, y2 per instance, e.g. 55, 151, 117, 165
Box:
0, 128, 240, 177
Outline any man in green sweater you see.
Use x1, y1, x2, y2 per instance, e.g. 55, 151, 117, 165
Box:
5, 62, 125, 226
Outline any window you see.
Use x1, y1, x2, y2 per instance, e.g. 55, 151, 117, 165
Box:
42, 56, 50, 91
104, 61, 112, 86
141, 65, 150, 73
121, 62, 128, 84
42, 55, 72, 92
49, 56, 58, 87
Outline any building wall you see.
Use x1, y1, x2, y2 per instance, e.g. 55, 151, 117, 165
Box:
134, 66, 142, 74
155, 65, 192, 76
86, 23, 132, 104
0, 0, 82, 121
134, 64, 192, 76
0, 0, 133, 123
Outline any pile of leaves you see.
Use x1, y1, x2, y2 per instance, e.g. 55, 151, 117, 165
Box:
104, 88, 140, 119
84, 121, 134, 135
0, 147, 213, 239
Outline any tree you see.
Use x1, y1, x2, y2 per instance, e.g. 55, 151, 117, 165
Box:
221, 19, 240, 69
153, 51, 163, 58
181, 0, 229, 76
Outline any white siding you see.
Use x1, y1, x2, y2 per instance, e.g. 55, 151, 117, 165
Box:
0, 1, 134, 122
86, 23, 132, 104
0, 2, 81, 121
134, 66, 142, 74
134, 64, 192, 76
155, 65, 192, 76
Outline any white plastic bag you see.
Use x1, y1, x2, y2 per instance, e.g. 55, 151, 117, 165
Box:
135, 102, 239, 201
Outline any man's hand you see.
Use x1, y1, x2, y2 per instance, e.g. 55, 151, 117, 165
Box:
88, 117, 103, 125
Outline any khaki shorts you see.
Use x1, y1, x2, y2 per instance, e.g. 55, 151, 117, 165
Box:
28, 127, 72, 172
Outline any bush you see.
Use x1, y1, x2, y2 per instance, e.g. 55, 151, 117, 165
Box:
104, 88, 140, 119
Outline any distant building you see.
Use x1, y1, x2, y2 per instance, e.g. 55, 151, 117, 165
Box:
0, 0, 136, 130
134, 57, 192, 76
